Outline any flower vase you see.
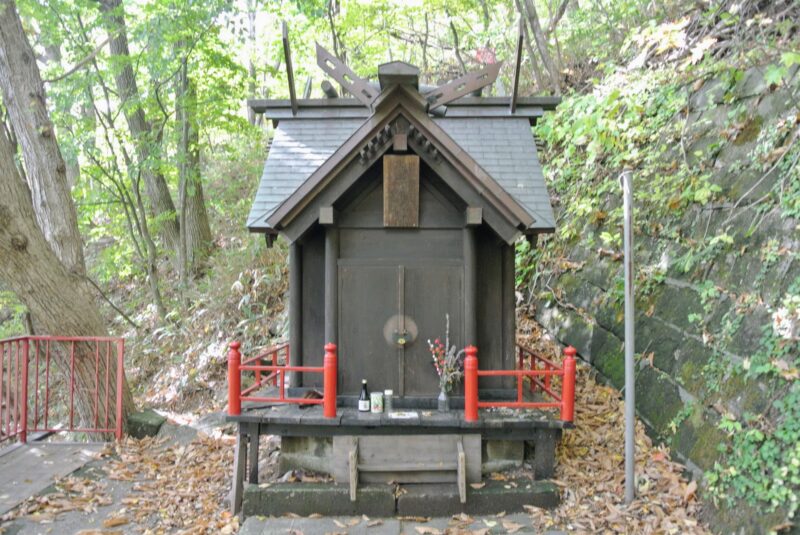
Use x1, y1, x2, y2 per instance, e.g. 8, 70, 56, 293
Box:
437, 389, 449, 411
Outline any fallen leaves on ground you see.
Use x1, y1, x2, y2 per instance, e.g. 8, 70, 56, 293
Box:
103, 434, 238, 534
518, 318, 710, 534
1, 477, 112, 523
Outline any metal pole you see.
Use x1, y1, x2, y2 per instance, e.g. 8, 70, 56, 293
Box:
621, 169, 635, 504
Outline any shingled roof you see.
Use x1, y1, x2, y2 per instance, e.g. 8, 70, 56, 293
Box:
247, 52, 559, 238
247, 115, 555, 233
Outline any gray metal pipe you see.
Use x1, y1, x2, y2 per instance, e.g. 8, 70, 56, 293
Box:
621, 169, 636, 504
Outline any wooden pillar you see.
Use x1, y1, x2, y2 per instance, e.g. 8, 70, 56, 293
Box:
325, 227, 339, 344
288, 241, 302, 388
502, 243, 516, 370
463, 227, 477, 346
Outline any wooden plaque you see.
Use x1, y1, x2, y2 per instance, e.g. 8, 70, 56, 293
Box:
383, 155, 419, 227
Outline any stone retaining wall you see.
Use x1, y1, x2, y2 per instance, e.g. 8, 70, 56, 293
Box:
534, 65, 799, 531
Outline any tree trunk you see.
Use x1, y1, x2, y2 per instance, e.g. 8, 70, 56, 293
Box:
0, 124, 134, 432
96, 0, 180, 252
448, 17, 467, 75
0, 0, 86, 275
246, 0, 257, 125
521, 0, 561, 95
176, 60, 212, 283
513, 0, 547, 92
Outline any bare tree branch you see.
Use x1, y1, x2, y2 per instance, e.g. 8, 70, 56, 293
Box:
43, 36, 110, 84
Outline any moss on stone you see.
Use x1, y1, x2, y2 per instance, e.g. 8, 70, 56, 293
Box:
590, 326, 624, 389
732, 114, 763, 145
635, 367, 684, 437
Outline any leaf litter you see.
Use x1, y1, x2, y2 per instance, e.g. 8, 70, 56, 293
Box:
2, 318, 709, 534
517, 318, 710, 533
102, 434, 239, 533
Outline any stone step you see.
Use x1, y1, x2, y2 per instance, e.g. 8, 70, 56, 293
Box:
242, 479, 559, 518
240, 512, 567, 535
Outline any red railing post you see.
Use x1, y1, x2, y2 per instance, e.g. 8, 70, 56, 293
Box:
228, 342, 242, 416
115, 339, 125, 440
20, 339, 29, 444
560, 346, 577, 422
323, 343, 337, 419
516, 346, 523, 403
464, 345, 479, 422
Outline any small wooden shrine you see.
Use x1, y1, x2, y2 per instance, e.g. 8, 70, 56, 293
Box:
227, 43, 576, 517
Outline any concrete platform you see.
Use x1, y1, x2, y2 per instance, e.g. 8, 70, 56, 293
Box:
0, 442, 104, 516
242, 479, 559, 518
231, 396, 571, 440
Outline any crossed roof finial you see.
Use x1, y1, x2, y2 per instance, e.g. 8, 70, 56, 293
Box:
315, 43, 501, 112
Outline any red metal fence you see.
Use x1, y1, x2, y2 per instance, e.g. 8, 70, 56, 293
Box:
0, 336, 125, 444
464, 345, 577, 423
227, 341, 337, 418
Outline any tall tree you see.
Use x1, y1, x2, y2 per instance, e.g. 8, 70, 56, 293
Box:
0, 0, 133, 428
246, 0, 258, 125
0, 0, 85, 274
512, 0, 546, 92
176, 57, 212, 283
0, 121, 133, 429
520, 0, 561, 95
96, 0, 181, 251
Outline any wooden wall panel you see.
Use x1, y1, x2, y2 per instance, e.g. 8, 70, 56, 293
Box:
475, 227, 506, 388
339, 229, 462, 260
301, 228, 325, 383
383, 155, 420, 227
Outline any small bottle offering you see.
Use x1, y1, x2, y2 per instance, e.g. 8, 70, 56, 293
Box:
370, 391, 384, 413
358, 379, 370, 412
384, 389, 393, 413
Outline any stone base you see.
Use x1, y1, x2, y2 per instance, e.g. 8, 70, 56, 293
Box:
127, 408, 166, 439
278, 435, 549, 476
280, 436, 333, 474
482, 440, 524, 473
242, 479, 560, 518
243, 483, 395, 517
397, 480, 559, 516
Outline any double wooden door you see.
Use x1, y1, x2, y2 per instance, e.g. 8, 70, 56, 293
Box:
338, 261, 463, 397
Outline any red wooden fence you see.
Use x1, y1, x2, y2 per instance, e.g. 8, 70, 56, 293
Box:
227, 341, 337, 418
0, 336, 125, 444
464, 345, 577, 423
226, 341, 576, 424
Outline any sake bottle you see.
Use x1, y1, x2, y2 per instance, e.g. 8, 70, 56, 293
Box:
358, 379, 370, 412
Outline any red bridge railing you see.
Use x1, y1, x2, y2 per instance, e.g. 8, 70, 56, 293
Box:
227, 342, 337, 419
0, 336, 125, 444
464, 345, 577, 423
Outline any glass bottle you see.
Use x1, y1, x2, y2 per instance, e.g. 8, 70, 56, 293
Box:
358, 379, 370, 412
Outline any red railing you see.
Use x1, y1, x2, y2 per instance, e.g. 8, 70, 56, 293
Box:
464, 345, 577, 423
227, 342, 337, 419
517, 344, 561, 400
243, 342, 289, 390
0, 336, 125, 444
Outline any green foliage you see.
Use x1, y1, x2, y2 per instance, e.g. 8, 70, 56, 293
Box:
0, 291, 26, 339
709, 384, 800, 517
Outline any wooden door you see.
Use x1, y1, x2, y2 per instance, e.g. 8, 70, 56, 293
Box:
339, 261, 463, 397
403, 264, 463, 396
338, 264, 400, 395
